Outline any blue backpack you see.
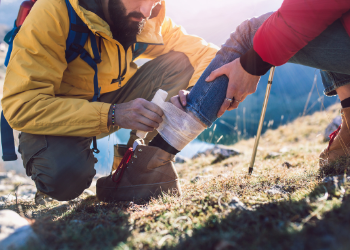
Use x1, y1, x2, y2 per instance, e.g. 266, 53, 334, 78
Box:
1, 0, 149, 161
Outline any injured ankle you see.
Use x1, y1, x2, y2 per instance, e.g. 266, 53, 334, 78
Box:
155, 101, 207, 151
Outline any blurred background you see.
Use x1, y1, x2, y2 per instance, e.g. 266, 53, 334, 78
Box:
0, 0, 338, 174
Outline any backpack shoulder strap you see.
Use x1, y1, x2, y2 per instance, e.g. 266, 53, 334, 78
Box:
64, 0, 90, 63
64, 0, 101, 153
133, 43, 148, 61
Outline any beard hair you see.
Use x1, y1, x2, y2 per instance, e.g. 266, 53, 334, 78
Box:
108, 0, 146, 47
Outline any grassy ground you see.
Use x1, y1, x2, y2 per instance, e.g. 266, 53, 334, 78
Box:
2, 103, 350, 250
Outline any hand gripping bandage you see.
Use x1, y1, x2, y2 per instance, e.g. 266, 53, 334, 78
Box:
136, 90, 206, 151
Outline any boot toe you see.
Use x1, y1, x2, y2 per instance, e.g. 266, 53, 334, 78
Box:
96, 175, 115, 202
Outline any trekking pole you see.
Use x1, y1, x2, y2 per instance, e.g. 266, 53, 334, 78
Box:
248, 66, 276, 175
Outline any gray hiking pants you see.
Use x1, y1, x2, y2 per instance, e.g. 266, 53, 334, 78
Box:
18, 51, 194, 201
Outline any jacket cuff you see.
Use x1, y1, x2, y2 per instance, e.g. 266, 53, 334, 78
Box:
100, 103, 111, 133
240, 48, 273, 76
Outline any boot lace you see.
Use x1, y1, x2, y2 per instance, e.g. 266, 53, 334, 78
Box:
328, 125, 341, 151
112, 147, 133, 184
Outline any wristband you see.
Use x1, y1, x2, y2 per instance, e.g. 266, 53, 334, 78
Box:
112, 104, 116, 126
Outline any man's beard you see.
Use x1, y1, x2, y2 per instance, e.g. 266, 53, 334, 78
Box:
108, 0, 146, 47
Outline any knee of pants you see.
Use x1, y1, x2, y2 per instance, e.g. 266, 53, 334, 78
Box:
19, 133, 97, 201
32, 155, 96, 201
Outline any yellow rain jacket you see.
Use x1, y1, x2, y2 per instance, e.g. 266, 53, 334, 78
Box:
2, 0, 218, 137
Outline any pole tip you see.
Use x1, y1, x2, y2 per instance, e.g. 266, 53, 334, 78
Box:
248, 167, 254, 175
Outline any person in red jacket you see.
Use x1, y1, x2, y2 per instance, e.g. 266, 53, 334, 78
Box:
198, 0, 350, 168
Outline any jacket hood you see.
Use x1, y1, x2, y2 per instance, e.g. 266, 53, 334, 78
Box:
69, 0, 165, 45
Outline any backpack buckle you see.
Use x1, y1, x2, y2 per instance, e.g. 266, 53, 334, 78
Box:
70, 43, 84, 54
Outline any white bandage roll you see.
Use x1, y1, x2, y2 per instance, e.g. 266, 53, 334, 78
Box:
136, 89, 168, 139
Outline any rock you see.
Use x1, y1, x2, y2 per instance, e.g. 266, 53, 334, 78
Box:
0, 210, 38, 249
322, 175, 349, 190
324, 116, 342, 142
228, 197, 247, 210
83, 189, 95, 196
175, 155, 189, 164
264, 152, 280, 159
217, 173, 228, 178
0, 172, 13, 180
279, 147, 290, 153
211, 145, 240, 158
265, 185, 289, 195
0, 185, 15, 192
190, 175, 213, 183
202, 166, 213, 174
281, 162, 294, 168
192, 145, 240, 160
16, 184, 37, 197
0, 194, 16, 203
223, 162, 233, 168
35, 191, 53, 205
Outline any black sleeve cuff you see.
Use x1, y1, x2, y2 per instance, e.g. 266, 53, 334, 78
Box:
240, 48, 273, 76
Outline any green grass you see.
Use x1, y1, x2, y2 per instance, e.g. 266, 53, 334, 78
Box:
2, 103, 350, 250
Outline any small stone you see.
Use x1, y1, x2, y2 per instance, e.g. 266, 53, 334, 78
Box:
264, 152, 280, 159
35, 191, 53, 205
190, 175, 212, 183
0, 185, 15, 192
0, 194, 16, 203
202, 166, 213, 174
228, 197, 247, 210
223, 163, 233, 167
322, 175, 349, 190
279, 147, 290, 153
83, 189, 95, 196
265, 185, 288, 195
281, 162, 294, 168
192, 145, 240, 161
217, 173, 228, 178
0, 172, 12, 181
175, 155, 189, 164
0, 210, 38, 249
16, 184, 37, 197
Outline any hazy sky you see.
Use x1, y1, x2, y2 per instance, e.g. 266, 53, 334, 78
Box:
165, 0, 283, 45
0, 0, 284, 45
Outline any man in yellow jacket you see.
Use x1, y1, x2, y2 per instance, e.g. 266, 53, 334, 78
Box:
2, 0, 218, 202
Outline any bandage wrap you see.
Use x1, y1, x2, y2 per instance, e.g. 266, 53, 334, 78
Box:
157, 101, 206, 151
137, 89, 206, 151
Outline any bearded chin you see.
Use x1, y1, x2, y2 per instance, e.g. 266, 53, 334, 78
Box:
108, 0, 146, 47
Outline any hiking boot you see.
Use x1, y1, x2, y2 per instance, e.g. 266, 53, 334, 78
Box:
96, 140, 182, 202
112, 145, 129, 173
319, 107, 350, 167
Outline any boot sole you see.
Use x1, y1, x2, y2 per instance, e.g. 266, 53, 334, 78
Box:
96, 179, 182, 202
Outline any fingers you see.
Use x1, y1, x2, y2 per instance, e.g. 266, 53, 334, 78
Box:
178, 90, 189, 106
141, 99, 164, 117
227, 102, 239, 111
170, 95, 184, 111
217, 98, 232, 118
138, 115, 160, 130
141, 106, 163, 125
205, 65, 227, 82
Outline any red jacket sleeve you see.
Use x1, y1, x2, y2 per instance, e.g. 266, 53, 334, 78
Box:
253, 0, 350, 66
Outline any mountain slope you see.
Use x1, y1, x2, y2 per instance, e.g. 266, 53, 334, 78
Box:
1, 103, 349, 250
